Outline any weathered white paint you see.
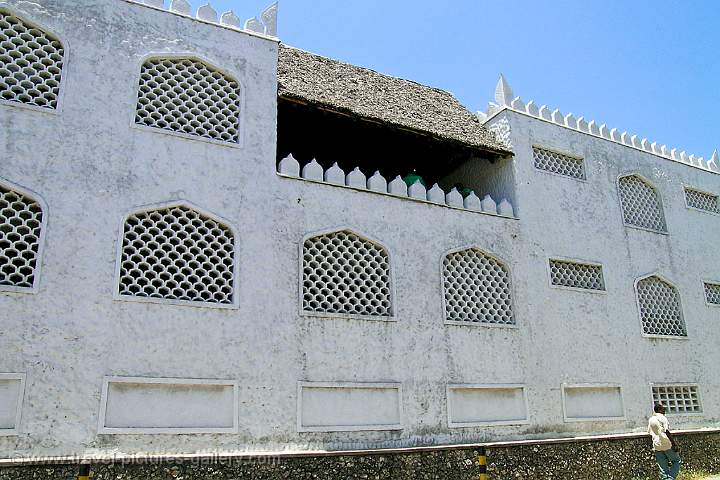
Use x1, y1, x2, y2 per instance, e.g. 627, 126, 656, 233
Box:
297, 382, 403, 432
561, 384, 625, 422
98, 377, 239, 434
0, 0, 719, 460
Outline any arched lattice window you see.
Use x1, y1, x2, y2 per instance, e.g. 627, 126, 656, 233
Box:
0, 181, 45, 291
117, 203, 236, 306
301, 229, 392, 318
0, 10, 64, 109
636, 275, 686, 337
442, 247, 514, 325
618, 175, 667, 232
135, 57, 242, 143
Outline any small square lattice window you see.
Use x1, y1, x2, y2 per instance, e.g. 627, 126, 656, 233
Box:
0, 10, 64, 109
549, 259, 605, 291
652, 385, 702, 415
302, 230, 392, 317
443, 248, 514, 325
135, 58, 241, 143
703, 282, 720, 305
684, 188, 719, 214
636, 276, 686, 337
0, 184, 44, 289
118, 205, 235, 305
532, 146, 585, 180
618, 175, 667, 232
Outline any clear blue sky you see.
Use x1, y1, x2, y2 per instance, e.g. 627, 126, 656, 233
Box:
189, 0, 719, 158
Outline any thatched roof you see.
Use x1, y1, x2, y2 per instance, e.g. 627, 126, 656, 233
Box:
277, 45, 510, 155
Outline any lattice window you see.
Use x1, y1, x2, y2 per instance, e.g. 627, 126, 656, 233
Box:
135, 57, 241, 143
118, 205, 235, 305
0, 183, 43, 289
0, 10, 64, 109
618, 175, 667, 232
443, 248, 514, 325
636, 276, 686, 337
302, 230, 392, 317
704, 282, 720, 305
685, 188, 719, 214
652, 385, 702, 415
532, 146, 585, 180
549, 259, 605, 291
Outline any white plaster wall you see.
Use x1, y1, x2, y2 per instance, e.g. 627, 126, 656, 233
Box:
0, 0, 718, 459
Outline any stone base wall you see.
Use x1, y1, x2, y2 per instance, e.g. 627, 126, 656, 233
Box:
1, 432, 719, 480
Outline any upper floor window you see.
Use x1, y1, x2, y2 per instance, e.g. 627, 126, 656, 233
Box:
135, 57, 241, 144
684, 187, 719, 214
0, 10, 64, 110
117, 203, 236, 307
635, 275, 686, 338
532, 146, 585, 180
617, 174, 667, 233
301, 229, 393, 319
442, 247, 515, 326
549, 259, 605, 292
0, 180, 45, 292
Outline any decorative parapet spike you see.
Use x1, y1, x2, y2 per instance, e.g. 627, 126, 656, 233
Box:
277, 159, 516, 218
196, 4, 218, 21
324, 162, 345, 185
480, 74, 717, 174
169, 0, 190, 14
278, 154, 299, 176
220, 11, 241, 28
126, 0, 279, 38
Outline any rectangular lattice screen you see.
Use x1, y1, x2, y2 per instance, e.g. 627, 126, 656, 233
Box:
532, 146, 585, 180
704, 282, 720, 305
549, 259, 605, 291
685, 188, 720, 214
651, 385, 702, 415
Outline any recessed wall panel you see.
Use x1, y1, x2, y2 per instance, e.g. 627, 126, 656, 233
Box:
99, 377, 238, 434
298, 382, 402, 432
563, 384, 624, 421
0, 374, 25, 435
447, 384, 528, 427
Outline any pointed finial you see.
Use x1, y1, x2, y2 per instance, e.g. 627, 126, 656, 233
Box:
245, 16, 265, 33
197, 3, 218, 22
712, 150, 718, 163
261, 2, 278, 36
494, 74, 513, 107
220, 10, 241, 28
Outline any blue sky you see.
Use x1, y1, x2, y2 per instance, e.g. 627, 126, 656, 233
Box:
188, 0, 719, 158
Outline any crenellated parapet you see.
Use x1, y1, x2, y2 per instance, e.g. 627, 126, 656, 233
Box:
124, 0, 278, 38
478, 75, 720, 174
277, 155, 516, 218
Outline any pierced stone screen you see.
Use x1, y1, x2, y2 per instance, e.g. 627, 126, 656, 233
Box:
652, 385, 701, 415
119, 205, 235, 305
302, 230, 392, 317
704, 282, 720, 305
636, 276, 686, 337
443, 248, 514, 325
0, 184, 43, 289
0, 11, 64, 109
549, 259, 605, 291
135, 58, 241, 143
532, 146, 585, 180
618, 175, 667, 232
685, 188, 719, 214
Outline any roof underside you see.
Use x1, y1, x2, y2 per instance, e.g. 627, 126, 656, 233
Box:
277, 45, 510, 156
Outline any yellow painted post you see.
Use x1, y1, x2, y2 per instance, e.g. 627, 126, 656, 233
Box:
78, 464, 90, 480
478, 445, 488, 480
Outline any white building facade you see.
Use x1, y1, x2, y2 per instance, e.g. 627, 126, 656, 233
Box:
0, 0, 718, 460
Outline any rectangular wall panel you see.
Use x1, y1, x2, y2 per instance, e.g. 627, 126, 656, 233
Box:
99, 377, 238, 434
447, 384, 528, 427
0, 373, 25, 435
562, 384, 625, 421
298, 382, 402, 432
